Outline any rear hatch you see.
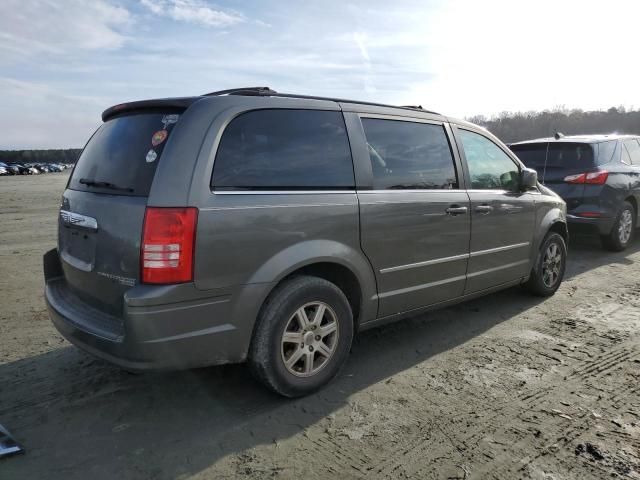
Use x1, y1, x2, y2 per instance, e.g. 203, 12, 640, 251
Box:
59, 110, 182, 315
510, 141, 615, 210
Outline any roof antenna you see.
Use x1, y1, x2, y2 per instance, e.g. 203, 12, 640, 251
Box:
554, 132, 564, 140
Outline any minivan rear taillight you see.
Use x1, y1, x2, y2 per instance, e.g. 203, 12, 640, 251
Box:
141, 207, 198, 284
563, 170, 609, 185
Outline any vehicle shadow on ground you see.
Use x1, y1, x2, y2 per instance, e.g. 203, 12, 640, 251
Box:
564, 232, 640, 280
2, 235, 637, 479
1, 285, 545, 480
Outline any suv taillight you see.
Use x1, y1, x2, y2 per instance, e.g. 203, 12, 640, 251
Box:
141, 207, 198, 284
564, 170, 609, 185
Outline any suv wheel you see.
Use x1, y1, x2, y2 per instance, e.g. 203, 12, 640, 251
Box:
248, 276, 354, 397
525, 232, 567, 297
601, 201, 635, 251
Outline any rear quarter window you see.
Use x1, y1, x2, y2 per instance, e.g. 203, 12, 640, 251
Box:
622, 139, 640, 165
69, 112, 181, 196
595, 140, 618, 165
212, 109, 354, 190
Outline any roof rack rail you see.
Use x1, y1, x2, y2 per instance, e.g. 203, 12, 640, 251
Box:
201, 87, 439, 115
203, 87, 277, 97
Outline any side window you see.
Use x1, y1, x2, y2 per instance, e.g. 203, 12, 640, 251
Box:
623, 139, 640, 166
360, 118, 458, 189
596, 140, 618, 165
622, 142, 632, 165
212, 109, 354, 190
459, 129, 520, 190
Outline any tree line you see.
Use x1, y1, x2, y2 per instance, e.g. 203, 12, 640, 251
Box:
0, 149, 81, 165
468, 106, 640, 144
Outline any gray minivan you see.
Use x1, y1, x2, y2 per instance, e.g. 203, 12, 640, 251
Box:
44, 87, 568, 397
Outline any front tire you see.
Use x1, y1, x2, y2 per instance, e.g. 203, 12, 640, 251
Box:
601, 201, 635, 252
248, 276, 354, 397
525, 232, 567, 297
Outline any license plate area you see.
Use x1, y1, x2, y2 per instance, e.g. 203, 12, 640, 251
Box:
60, 227, 97, 272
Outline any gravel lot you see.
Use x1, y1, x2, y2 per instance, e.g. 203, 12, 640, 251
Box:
1, 173, 639, 480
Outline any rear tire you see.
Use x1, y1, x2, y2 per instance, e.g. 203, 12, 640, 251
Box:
248, 275, 354, 398
525, 232, 567, 297
601, 201, 635, 252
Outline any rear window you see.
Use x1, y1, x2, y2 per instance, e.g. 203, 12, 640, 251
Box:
69, 112, 181, 196
511, 142, 595, 170
212, 109, 354, 190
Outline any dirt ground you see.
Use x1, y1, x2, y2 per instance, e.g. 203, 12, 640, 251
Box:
1, 173, 639, 480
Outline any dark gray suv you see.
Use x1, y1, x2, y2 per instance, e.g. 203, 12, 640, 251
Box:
44, 87, 568, 396
510, 134, 640, 251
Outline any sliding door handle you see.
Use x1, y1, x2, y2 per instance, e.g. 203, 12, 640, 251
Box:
445, 206, 468, 216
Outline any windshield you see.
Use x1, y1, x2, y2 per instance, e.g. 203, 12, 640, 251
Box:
68, 112, 181, 196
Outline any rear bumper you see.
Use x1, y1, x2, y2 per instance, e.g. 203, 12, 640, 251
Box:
44, 249, 270, 371
566, 213, 615, 235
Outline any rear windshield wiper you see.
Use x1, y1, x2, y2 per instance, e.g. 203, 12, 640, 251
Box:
79, 178, 134, 193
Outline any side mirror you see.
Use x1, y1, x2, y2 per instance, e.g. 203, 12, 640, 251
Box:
520, 167, 538, 190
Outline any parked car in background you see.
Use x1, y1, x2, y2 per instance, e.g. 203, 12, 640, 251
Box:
510, 134, 640, 251
44, 87, 568, 397
12, 164, 32, 175
28, 166, 40, 175
0, 166, 8, 176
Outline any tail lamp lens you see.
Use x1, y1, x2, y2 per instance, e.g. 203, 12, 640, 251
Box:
585, 171, 609, 184
564, 170, 608, 185
141, 207, 198, 284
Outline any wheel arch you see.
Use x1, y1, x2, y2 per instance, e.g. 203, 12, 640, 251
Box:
535, 207, 568, 252
548, 221, 569, 244
624, 195, 638, 220
247, 240, 378, 329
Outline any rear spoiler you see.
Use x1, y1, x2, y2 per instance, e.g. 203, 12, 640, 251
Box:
101, 97, 200, 122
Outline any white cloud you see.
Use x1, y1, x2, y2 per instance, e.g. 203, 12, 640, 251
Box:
353, 32, 370, 62
0, 0, 131, 60
140, 0, 245, 27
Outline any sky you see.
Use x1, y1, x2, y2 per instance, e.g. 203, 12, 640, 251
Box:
1, 0, 639, 149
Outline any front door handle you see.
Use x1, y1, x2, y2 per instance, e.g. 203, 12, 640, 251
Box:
475, 205, 493, 214
445, 205, 468, 216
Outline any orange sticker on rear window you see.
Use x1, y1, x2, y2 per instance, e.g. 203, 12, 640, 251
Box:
151, 129, 168, 147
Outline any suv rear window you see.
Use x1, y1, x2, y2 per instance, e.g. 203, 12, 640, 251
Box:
212, 109, 354, 190
511, 142, 596, 170
69, 112, 181, 196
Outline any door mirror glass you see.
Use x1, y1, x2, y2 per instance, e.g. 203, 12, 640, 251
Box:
520, 167, 538, 190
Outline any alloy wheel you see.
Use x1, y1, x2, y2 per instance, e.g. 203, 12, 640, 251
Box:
280, 302, 339, 377
542, 242, 563, 288
618, 209, 633, 245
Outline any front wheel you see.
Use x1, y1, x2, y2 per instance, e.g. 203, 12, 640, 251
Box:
248, 276, 354, 397
601, 201, 635, 252
525, 232, 567, 297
